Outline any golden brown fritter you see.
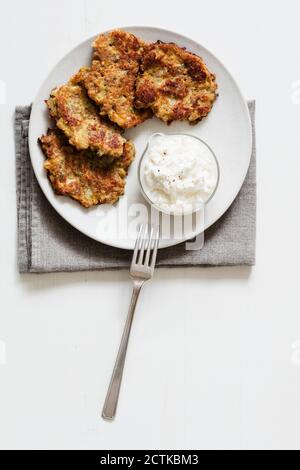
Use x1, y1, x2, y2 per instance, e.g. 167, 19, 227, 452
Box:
84, 61, 151, 129
46, 73, 126, 158
39, 129, 135, 208
82, 30, 151, 129
93, 29, 146, 65
135, 41, 218, 124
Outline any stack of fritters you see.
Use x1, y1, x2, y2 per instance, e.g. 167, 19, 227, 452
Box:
40, 30, 218, 208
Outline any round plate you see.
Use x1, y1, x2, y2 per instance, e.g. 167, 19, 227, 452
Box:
29, 26, 252, 250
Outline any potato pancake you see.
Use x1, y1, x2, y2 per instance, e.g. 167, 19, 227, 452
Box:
83, 30, 151, 129
39, 129, 135, 208
46, 73, 126, 158
135, 41, 217, 124
93, 29, 145, 65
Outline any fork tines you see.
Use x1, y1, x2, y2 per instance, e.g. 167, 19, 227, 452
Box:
131, 224, 159, 272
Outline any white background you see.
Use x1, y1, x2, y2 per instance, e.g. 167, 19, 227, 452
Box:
1, 0, 300, 450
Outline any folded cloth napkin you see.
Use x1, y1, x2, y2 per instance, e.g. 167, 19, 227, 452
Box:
15, 101, 256, 273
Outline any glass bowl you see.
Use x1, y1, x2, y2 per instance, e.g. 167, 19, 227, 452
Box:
138, 132, 220, 216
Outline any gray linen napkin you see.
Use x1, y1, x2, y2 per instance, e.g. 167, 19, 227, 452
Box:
15, 101, 256, 273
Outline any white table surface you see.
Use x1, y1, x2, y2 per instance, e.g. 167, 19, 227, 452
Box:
1, 0, 300, 450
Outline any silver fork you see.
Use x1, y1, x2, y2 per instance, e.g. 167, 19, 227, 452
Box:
102, 224, 160, 421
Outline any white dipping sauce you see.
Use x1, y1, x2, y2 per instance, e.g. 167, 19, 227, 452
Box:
140, 134, 218, 214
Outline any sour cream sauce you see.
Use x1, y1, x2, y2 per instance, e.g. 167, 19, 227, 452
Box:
140, 134, 218, 214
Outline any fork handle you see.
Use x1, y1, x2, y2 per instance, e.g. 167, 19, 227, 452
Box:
102, 280, 144, 420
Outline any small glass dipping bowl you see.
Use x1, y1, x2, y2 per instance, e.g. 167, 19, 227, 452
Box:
138, 133, 220, 216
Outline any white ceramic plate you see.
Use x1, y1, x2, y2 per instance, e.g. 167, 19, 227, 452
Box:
29, 26, 252, 250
